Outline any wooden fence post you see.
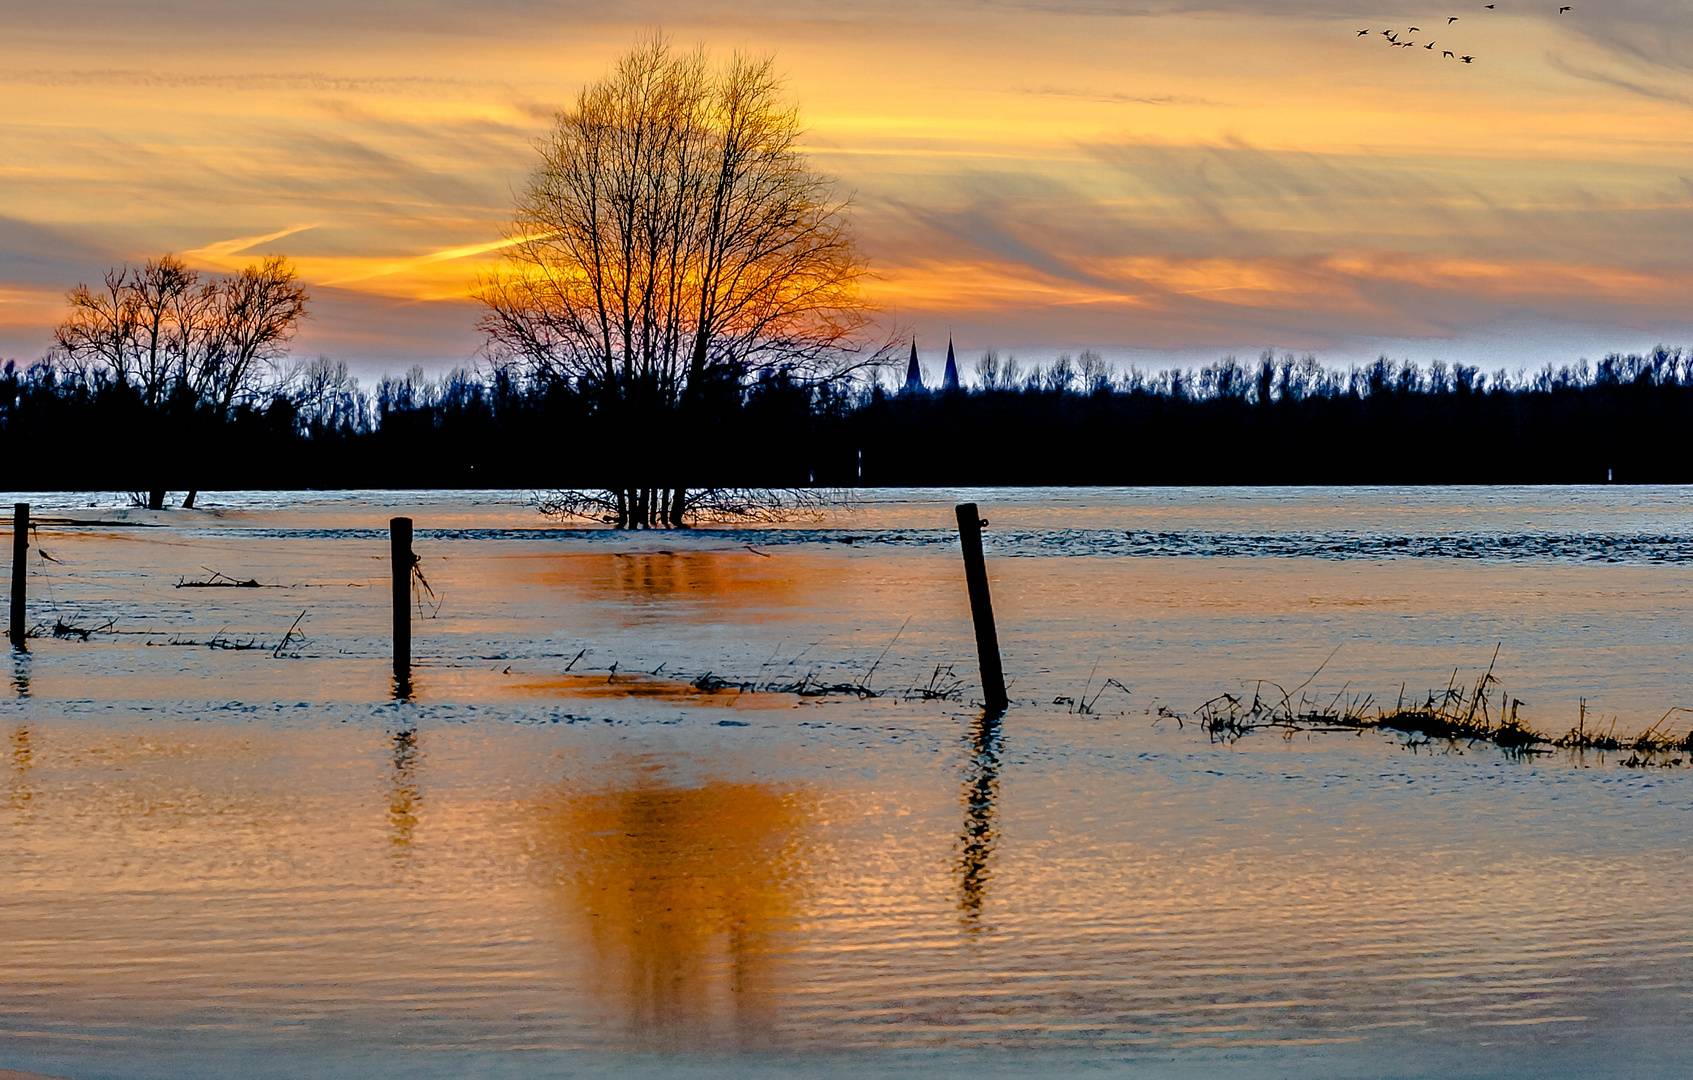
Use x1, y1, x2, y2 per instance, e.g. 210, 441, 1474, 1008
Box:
955, 503, 1007, 712
9, 503, 26, 649
391, 517, 412, 690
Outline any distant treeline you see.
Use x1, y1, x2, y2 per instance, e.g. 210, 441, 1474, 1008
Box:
3, 347, 1691, 489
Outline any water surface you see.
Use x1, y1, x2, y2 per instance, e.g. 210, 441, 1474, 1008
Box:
2, 488, 1690, 1078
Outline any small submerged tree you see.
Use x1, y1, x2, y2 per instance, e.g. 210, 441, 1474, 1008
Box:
55, 254, 308, 415
478, 36, 884, 527
52, 253, 309, 508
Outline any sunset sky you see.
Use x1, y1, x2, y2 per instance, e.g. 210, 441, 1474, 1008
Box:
1, 0, 1689, 377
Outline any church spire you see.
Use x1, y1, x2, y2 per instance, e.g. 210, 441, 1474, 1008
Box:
904, 339, 924, 393
942, 337, 959, 391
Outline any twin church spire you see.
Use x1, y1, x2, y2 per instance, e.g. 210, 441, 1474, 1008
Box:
903, 337, 960, 393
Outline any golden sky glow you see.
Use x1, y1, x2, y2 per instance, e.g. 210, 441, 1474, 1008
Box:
1, 1, 1689, 372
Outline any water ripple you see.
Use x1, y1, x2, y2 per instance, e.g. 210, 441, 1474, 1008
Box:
162, 525, 1693, 565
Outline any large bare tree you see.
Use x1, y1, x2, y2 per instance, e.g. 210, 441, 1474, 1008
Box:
478, 37, 882, 528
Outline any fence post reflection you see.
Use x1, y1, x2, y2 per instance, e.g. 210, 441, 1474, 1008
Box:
956, 707, 1004, 927
388, 728, 420, 860
8, 725, 31, 812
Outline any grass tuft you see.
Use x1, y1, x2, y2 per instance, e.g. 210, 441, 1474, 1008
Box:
1174, 645, 1692, 767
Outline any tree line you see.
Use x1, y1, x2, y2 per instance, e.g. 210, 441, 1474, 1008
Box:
4, 342, 1691, 500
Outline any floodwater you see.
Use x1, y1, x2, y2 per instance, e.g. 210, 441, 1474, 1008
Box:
1, 487, 1691, 1080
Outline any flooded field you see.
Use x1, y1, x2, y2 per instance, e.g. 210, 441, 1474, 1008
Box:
2, 487, 1691, 1079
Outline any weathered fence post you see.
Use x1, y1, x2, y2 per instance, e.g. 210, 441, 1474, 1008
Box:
9, 503, 26, 649
955, 503, 1008, 712
391, 517, 412, 691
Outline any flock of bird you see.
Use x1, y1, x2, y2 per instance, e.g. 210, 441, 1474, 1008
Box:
1356, 3, 1573, 64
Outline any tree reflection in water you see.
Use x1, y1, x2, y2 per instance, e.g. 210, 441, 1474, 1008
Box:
956, 708, 1004, 929
522, 550, 804, 623
530, 778, 810, 1048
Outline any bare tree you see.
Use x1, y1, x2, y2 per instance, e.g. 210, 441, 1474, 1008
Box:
55, 254, 307, 414
1077, 350, 1111, 395
200, 256, 310, 415
55, 268, 139, 389
285, 355, 369, 435
51, 253, 309, 509
127, 256, 195, 404
478, 36, 887, 527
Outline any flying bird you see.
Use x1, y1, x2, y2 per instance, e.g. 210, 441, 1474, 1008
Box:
1444, 49, 1455, 56
1358, 28, 1371, 34
1461, 54, 1475, 62
1425, 41, 1436, 48
1409, 26, 1421, 31
1449, 15, 1460, 22
1559, 5, 1570, 11
1485, 3, 1495, 7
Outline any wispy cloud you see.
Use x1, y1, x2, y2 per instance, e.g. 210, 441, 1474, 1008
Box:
0, 69, 488, 92
858, 128, 1693, 354
187, 225, 322, 267
320, 235, 532, 287
1018, 86, 1219, 106
1545, 53, 1693, 107
1, 0, 1689, 367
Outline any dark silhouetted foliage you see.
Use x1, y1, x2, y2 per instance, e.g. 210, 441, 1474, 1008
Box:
3, 347, 1692, 494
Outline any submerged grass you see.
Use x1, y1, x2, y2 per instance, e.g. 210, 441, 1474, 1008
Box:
687, 661, 966, 701
1174, 645, 1693, 767
687, 619, 929, 700
174, 567, 276, 589
4, 617, 118, 642
690, 669, 881, 698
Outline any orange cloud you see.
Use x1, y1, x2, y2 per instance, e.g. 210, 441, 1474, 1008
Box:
1, 3, 1690, 365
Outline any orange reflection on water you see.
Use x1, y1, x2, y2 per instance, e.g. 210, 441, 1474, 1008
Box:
955, 710, 1001, 929
7, 725, 30, 812
505, 671, 796, 709
527, 776, 813, 1047
517, 551, 811, 615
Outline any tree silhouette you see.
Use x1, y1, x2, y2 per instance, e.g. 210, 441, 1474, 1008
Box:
51, 253, 308, 508
478, 36, 883, 527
